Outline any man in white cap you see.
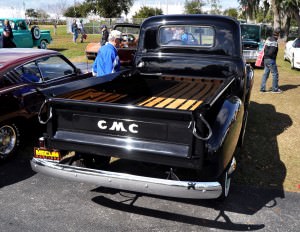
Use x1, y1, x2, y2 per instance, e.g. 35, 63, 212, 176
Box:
92, 30, 122, 77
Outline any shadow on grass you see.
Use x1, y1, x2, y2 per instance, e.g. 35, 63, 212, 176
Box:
49, 48, 68, 52
279, 84, 300, 91
237, 101, 291, 193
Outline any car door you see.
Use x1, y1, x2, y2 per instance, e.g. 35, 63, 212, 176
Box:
11, 20, 33, 48
36, 55, 78, 84
10, 55, 79, 114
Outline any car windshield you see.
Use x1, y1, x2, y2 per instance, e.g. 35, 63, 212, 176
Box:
158, 25, 215, 47
294, 39, 300, 48
114, 25, 140, 35
241, 24, 260, 42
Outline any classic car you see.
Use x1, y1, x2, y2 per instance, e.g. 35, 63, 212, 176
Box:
31, 15, 253, 200
0, 18, 52, 49
85, 23, 140, 66
0, 48, 92, 159
241, 22, 272, 64
284, 37, 300, 69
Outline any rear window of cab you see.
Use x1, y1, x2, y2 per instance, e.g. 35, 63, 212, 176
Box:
158, 25, 215, 47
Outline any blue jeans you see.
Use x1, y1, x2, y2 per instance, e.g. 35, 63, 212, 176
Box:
260, 58, 279, 91
73, 32, 78, 42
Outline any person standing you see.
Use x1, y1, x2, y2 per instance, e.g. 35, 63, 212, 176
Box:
79, 19, 86, 43
260, 28, 282, 93
71, 19, 78, 43
92, 30, 122, 77
100, 24, 109, 46
2, 19, 16, 48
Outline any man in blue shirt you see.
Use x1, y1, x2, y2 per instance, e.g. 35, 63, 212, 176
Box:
92, 30, 122, 77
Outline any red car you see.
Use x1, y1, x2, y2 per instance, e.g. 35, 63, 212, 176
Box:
0, 48, 92, 159
85, 24, 140, 67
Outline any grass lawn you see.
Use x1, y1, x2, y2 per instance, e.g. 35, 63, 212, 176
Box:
41, 25, 99, 63
236, 42, 300, 193
41, 25, 300, 193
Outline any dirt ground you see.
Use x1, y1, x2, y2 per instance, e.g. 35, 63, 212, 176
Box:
235, 43, 300, 193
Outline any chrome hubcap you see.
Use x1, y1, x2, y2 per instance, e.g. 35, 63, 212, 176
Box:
0, 125, 16, 155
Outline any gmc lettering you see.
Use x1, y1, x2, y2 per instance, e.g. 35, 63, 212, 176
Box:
97, 120, 138, 134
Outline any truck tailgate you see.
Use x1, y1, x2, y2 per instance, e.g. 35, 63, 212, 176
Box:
46, 99, 197, 162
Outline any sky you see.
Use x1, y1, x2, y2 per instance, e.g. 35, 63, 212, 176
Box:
0, 0, 240, 18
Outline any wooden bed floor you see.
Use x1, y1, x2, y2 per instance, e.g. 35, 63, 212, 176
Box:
137, 78, 223, 111
61, 78, 224, 111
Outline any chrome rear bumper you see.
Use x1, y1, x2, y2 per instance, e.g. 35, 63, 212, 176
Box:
31, 158, 222, 199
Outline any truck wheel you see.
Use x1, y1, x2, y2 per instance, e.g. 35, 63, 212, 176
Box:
0, 123, 21, 159
217, 157, 236, 201
218, 169, 232, 201
31, 26, 41, 40
38, 40, 47, 49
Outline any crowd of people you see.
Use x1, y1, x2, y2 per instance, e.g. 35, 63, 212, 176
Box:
71, 19, 87, 43
70, 19, 121, 77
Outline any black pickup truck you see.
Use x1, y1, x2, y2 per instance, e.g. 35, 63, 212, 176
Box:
31, 15, 254, 200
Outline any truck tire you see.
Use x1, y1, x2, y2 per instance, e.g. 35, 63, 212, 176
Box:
217, 157, 236, 201
38, 40, 47, 49
217, 168, 232, 201
0, 122, 21, 159
31, 26, 41, 40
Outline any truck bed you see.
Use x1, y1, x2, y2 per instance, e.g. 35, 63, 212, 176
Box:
61, 76, 224, 111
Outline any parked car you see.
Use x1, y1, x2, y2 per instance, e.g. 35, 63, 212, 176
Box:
0, 18, 52, 49
0, 48, 92, 159
240, 22, 272, 64
284, 37, 300, 69
85, 23, 140, 67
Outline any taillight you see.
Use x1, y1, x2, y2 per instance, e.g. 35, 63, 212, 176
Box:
39, 137, 45, 148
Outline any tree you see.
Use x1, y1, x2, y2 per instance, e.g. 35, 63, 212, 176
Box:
48, 2, 68, 20
81, 0, 133, 18
133, 6, 163, 18
281, 0, 300, 36
223, 8, 238, 19
184, 0, 206, 14
36, 9, 50, 19
208, 0, 222, 15
239, 0, 260, 21
64, 5, 85, 18
25, 8, 39, 18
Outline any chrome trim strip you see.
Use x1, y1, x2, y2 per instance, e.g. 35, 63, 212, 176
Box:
31, 158, 222, 199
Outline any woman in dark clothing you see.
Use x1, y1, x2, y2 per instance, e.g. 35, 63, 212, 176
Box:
3, 19, 16, 48
100, 25, 109, 46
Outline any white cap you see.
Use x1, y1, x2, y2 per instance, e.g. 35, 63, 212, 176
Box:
109, 30, 122, 40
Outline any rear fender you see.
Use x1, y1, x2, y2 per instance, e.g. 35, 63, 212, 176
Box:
206, 96, 244, 177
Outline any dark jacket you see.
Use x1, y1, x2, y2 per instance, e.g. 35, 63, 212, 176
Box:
3, 24, 16, 48
101, 30, 109, 46
264, 36, 278, 60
